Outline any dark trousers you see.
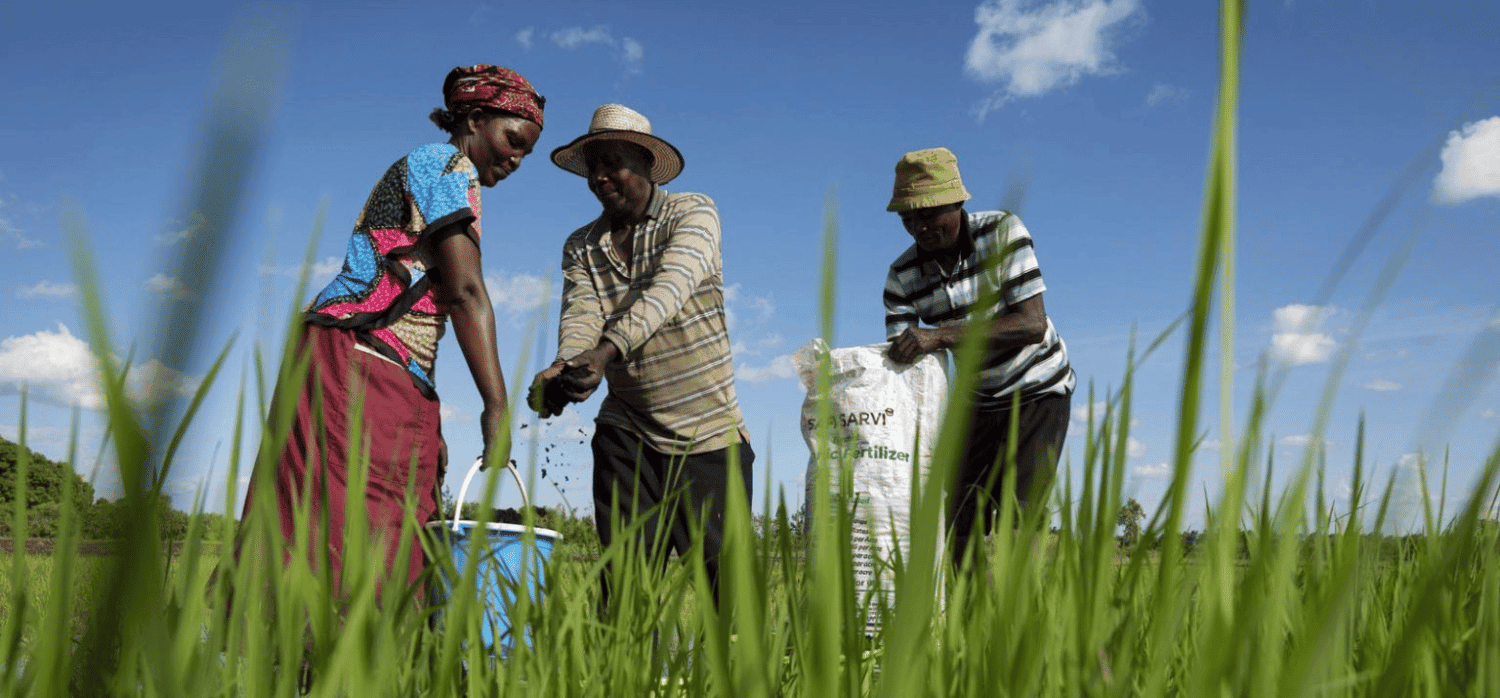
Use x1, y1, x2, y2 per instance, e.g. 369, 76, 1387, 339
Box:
591, 423, 754, 610
949, 392, 1071, 566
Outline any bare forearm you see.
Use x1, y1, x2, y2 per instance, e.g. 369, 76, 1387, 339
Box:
935, 305, 1046, 352
448, 286, 508, 409
976, 313, 1046, 350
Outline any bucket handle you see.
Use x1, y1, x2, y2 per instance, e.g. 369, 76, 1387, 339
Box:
450, 456, 529, 531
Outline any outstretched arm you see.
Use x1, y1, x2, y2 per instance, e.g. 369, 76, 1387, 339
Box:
531, 239, 610, 411
562, 195, 721, 399
434, 226, 508, 467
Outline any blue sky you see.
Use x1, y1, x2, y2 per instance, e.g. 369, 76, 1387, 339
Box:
1, 0, 1497, 530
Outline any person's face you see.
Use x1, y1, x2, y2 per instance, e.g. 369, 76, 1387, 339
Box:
464, 112, 541, 188
899, 203, 964, 252
582, 141, 654, 220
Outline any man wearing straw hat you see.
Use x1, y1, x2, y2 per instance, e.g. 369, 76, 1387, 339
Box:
529, 104, 753, 608
882, 147, 1076, 568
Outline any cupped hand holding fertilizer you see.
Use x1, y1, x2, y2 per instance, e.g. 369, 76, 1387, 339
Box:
528, 342, 614, 418
528, 362, 570, 418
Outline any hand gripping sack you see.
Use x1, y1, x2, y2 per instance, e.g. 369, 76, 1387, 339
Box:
793, 339, 947, 634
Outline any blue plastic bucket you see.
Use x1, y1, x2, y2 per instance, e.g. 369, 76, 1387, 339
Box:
427, 459, 562, 655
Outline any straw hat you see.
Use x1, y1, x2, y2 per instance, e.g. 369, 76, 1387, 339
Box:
886, 147, 972, 212
550, 104, 685, 185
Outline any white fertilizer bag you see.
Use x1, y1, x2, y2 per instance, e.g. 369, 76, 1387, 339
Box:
794, 338, 947, 634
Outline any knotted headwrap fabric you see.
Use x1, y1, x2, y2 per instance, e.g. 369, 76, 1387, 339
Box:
442, 64, 546, 128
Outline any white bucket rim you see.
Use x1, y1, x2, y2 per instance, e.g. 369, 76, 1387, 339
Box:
426, 519, 563, 540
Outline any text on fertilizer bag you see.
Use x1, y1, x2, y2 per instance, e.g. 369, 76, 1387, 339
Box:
805, 407, 897, 431
828, 443, 913, 463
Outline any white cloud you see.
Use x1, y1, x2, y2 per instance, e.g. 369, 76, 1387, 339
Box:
1278, 434, 1331, 448
145, 273, 193, 302
550, 25, 613, 49
755, 333, 785, 353
723, 284, 778, 352
738, 353, 798, 383
734, 333, 786, 359
0, 186, 40, 249
548, 25, 644, 77
1144, 82, 1188, 107
1363, 379, 1402, 392
965, 0, 1144, 115
516, 27, 535, 51
1071, 400, 1108, 425
620, 38, 645, 76
315, 257, 343, 277
1433, 116, 1500, 204
1199, 438, 1221, 451
485, 270, 552, 316
1388, 452, 1428, 533
1132, 462, 1170, 478
1270, 304, 1337, 366
0, 324, 97, 386
0, 324, 196, 410
1482, 408, 1498, 420
1127, 436, 1146, 457
439, 403, 460, 421
1394, 453, 1426, 471
18, 280, 77, 298
153, 213, 204, 246
746, 296, 775, 324
468, 2, 493, 27
1364, 347, 1410, 362
0, 424, 69, 454
259, 256, 343, 285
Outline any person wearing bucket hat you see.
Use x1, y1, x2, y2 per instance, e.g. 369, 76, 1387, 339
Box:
882, 147, 1076, 569
528, 103, 753, 610
240, 64, 545, 598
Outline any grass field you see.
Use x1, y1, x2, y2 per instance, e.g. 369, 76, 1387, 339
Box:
4, 1, 1500, 695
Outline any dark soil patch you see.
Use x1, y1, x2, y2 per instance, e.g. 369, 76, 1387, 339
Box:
487, 506, 556, 525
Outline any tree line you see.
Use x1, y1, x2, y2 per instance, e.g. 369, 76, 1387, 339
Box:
0, 435, 229, 540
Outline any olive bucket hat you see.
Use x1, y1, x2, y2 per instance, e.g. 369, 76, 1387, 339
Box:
886, 147, 973, 213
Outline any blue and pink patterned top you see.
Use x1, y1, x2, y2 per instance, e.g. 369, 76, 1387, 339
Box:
307, 143, 481, 398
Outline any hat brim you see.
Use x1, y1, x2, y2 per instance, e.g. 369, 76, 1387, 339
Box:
886, 187, 971, 213
550, 129, 684, 185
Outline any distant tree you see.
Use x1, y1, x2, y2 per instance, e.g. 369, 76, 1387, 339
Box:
81, 497, 126, 540
1117, 498, 1145, 549
0, 433, 233, 540
159, 497, 191, 540
0, 435, 94, 515
24, 501, 61, 538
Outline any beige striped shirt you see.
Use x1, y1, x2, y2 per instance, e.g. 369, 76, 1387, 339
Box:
556, 187, 750, 455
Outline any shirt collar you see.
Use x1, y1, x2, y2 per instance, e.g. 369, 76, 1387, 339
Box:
641, 184, 666, 220
588, 185, 667, 240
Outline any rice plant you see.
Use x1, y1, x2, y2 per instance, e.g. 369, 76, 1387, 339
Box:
3, 0, 1500, 695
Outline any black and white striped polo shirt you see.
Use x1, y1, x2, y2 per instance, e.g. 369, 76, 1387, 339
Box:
883, 210, 1075, 409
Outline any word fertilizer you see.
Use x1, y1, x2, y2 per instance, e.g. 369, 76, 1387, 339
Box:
794, 339, 947, 634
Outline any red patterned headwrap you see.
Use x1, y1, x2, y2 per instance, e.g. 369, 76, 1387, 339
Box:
442, 64, 545, 128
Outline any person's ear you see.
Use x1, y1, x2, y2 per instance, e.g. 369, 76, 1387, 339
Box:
460, 109, 487, 136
